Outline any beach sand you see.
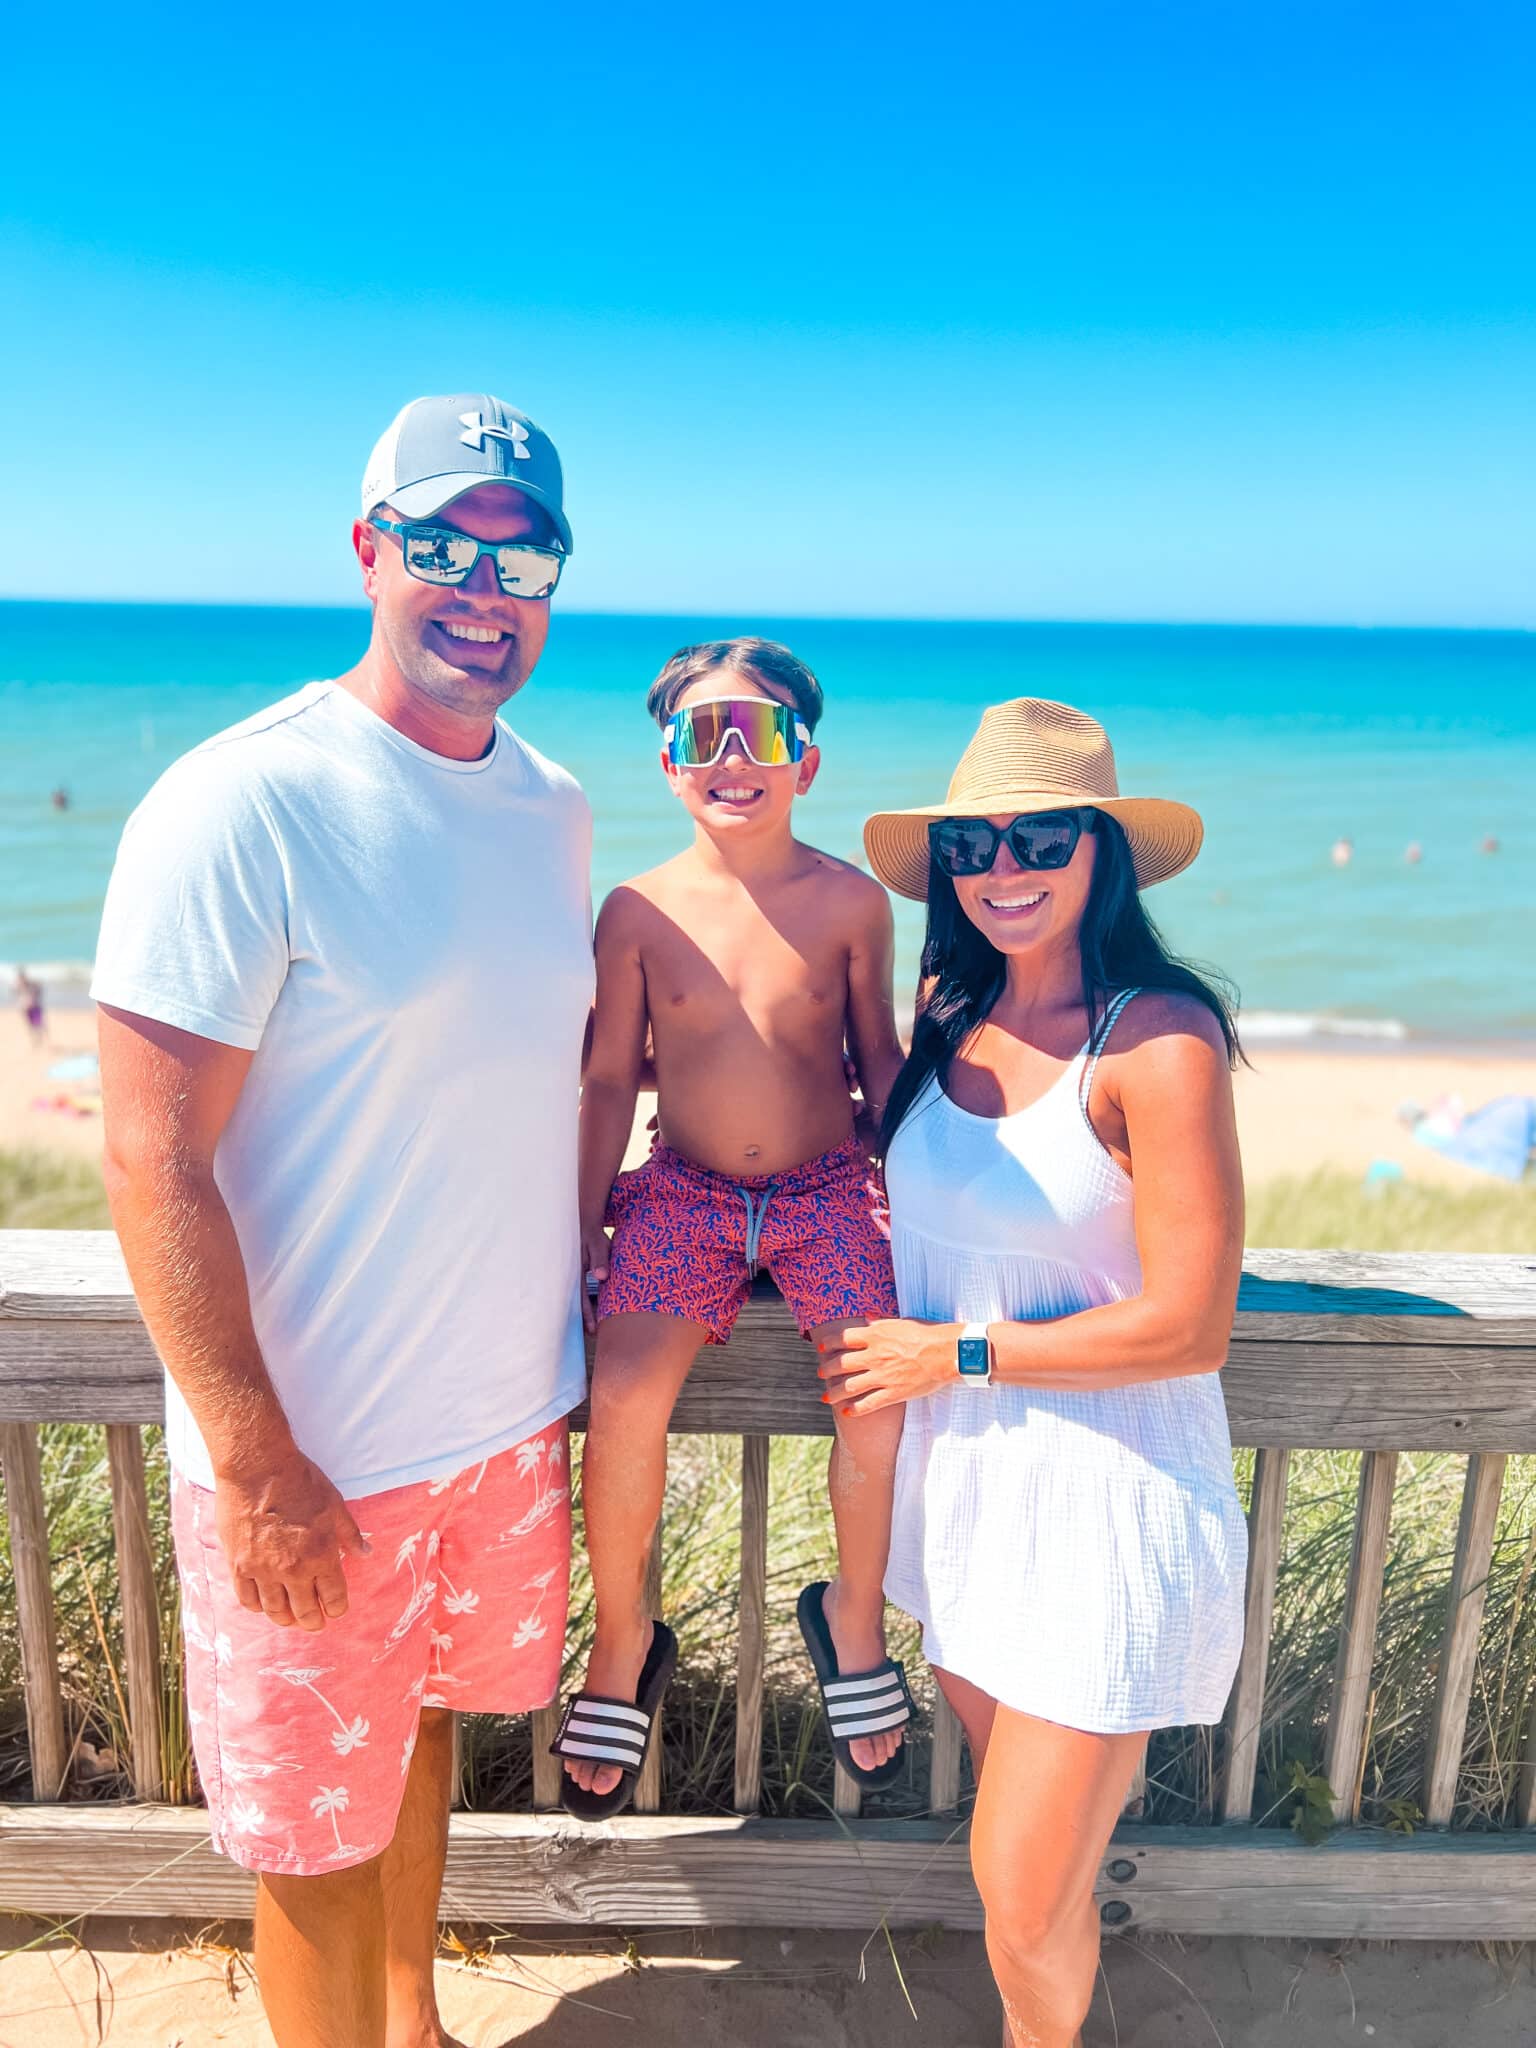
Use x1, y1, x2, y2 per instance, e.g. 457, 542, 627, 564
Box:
1, 1916, 1531, 2046
4, 1009, 1531, 1190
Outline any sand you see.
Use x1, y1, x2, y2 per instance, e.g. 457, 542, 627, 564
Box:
1, 1916, 1533, 2045
5, 1008, 1532, 1191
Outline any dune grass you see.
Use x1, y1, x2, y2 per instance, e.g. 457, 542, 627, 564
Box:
2, 1152, 1533, 1833
0, 1147, 111, 1230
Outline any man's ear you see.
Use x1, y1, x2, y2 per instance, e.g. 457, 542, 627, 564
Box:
353, 518, 382, 599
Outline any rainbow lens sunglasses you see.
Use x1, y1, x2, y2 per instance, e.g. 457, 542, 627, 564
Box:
663, 698, 812, 769
929, 807, 1097, 877
369, 515, 565, 598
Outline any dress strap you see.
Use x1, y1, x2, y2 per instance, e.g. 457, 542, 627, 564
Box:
1078, 988, 1143, 1124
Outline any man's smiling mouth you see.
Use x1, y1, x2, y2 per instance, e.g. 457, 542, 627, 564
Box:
437, 622, 506, 644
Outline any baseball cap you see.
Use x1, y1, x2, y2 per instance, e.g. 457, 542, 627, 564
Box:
361, 393, 572, 553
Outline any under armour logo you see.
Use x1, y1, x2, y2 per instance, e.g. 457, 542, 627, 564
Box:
459, 409, 531, 459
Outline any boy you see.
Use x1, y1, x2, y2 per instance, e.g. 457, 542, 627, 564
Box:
551, 638, 910, 1817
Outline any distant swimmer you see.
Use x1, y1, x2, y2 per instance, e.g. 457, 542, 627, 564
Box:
15, 966, 46, 1048
1330, 836, 1354, 867
1481, 833, 1501, 855
50, 785, 70, 812
1405, 841, 1423, 866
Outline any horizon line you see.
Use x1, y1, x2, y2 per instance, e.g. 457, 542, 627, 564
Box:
0, 595, 1531, 636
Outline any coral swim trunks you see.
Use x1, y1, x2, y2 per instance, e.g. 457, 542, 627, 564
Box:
597, 1132, 899, 1343
171, 1426, 570, 1875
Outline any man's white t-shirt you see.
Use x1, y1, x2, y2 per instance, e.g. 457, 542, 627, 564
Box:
92, 679, 595, 1497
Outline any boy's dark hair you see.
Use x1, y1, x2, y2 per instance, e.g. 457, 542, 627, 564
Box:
646, 638, 824, 734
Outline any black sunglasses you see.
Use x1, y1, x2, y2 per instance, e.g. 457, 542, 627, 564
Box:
928, 808, 1097, 878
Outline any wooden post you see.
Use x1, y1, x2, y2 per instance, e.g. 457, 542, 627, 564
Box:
633, 1525, 665, 1814
734, 1435, 769, 1815
1122, 1753, 1148, 1820
1322, 1450, 1398, 1819
1517, 1689, 1536, 1829
929, 1689, 964, 1816
1219, 1446, 1290, 1823
530, 1702, 562, 1812
0, 1423, 68, 1799
105, 1423, 165, 1802
1425, 1453, 1508, 1827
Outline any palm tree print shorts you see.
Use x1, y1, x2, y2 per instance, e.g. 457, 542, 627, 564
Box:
170, 1426, 570, 1874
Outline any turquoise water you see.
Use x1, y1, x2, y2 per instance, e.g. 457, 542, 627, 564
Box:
2, 602, 1533, 1041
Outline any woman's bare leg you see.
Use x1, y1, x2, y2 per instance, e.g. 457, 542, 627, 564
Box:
935, 1667, 1144, 2048
567, 1311, 707, 1797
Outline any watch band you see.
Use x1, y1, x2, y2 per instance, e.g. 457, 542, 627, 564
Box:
956, 1320, 993, 1387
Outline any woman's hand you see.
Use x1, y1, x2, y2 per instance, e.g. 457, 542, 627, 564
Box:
817, 1318, 962, 1416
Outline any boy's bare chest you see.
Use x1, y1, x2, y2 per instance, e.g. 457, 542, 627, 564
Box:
641, 913, 847, 1039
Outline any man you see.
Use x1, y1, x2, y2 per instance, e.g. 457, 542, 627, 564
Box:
93, 394, 593, 2048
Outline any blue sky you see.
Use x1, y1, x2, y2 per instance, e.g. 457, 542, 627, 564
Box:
3, 1, 1532, 624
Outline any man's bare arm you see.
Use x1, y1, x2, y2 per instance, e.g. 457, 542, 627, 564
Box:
98, 1005, 367, 1631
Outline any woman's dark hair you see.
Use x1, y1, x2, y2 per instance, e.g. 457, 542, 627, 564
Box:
880, 812, 1242, 1155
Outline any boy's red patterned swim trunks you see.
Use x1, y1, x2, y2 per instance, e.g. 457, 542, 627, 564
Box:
597, 1132, 898, 1342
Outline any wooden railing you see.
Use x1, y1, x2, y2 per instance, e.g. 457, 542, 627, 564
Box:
3, 1232, 1536, 1938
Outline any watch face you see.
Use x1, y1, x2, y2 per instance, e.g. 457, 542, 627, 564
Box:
957, 1338, 990, 1377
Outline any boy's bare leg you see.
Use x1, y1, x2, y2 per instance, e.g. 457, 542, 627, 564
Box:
570, 1310, 708, 1797
254, 1706, 462, 2048
813, 1317, 906, 1775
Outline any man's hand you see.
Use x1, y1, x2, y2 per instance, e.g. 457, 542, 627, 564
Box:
214, 1451, 370, 1632
581, 1218, 612, 1334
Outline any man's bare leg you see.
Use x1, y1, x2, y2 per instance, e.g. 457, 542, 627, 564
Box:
256, 1859, 386, 2048
254, 1707, 460, 2048
381, 1706, 464, 2048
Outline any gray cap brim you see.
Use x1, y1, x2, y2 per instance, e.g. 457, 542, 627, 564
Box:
383, 472, 573, 554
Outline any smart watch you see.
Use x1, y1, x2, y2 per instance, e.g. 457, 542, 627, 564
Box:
956, 1321, 994, 1387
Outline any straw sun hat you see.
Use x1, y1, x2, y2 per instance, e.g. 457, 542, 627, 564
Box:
863, 697, 1204, 900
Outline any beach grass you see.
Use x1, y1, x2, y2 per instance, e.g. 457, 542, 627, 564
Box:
2, 1151, 1533, 1834
0, 1148, 111, 1230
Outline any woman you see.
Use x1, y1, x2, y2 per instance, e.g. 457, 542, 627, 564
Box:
819, 698, 1248, 2048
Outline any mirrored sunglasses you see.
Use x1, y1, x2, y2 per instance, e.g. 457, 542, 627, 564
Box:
369, 514, 564, 598
928, 808, 1097, 877
664, 698, 812, 769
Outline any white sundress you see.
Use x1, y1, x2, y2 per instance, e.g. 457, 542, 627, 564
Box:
882, 988, 1247, 1733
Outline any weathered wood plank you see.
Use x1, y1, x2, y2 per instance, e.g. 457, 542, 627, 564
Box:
5, 1806, 1536, 1938
0, 1422, 68, 1799
1220, 1446, 1290, 1823
7, 1251, 1536, 1450
1425, 1453, 1508, 1826
105, 1423, 165, 1803
8, 1235, 1531, 1337
929, 1690, 964, 1816
734, 1435, 769, 1815
1322, 1450, 1399, 1820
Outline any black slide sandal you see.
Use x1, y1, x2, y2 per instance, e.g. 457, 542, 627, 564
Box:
797, 1581, 913, 1790
550, 1620, 678, 1821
